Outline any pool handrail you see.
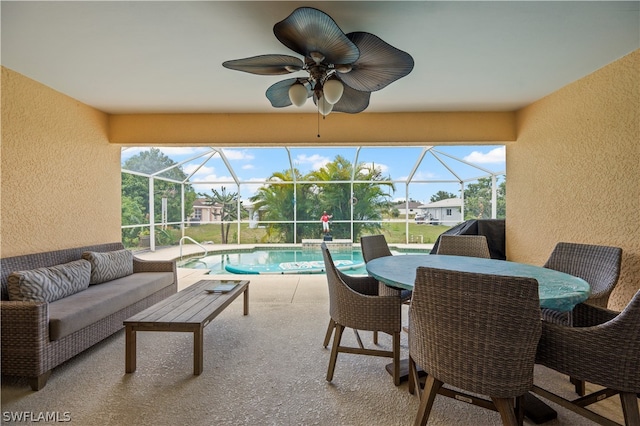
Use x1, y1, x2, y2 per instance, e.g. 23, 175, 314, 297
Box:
179, 236, 209, 261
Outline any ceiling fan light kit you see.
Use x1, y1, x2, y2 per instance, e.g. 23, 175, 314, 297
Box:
222, 7, 414, 116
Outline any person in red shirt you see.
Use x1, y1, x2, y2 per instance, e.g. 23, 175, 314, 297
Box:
321, 211, 332, 233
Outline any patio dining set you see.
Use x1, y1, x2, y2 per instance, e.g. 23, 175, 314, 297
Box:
321, 234, 639, 426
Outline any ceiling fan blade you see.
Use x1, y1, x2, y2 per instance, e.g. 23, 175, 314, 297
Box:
265, 78, 311, 108
331, 84, 371, 114
339, 32, 414, 92
222, 55, 304, 75
274, 7, 359, 66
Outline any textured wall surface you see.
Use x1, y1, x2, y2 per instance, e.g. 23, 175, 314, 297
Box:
1, 67, 121, 257
507, 50, 639, 310
110, 111, 516, 145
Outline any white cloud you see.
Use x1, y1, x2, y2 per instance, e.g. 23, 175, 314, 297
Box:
295, 154, 331, 170
398, 171, 437, 181
221, 149, 255, 161
242, 164, 254, 170
183, 164, 214, 178
464, 146, 506, 164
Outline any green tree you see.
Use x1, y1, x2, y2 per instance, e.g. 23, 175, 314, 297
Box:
121, 196, 145, 246
464, 176, 506, 219
430, 191, 456, 203
249, 169, 314, 243
200, 186, 243, 244
121, 148, 197, 243
308, 156, 395, 240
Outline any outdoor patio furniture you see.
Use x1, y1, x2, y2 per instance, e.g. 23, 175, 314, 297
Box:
409, 267, 541, 425
321, 243, 402, 386
540, 242, 622, 396
435, 234, 491, 258
321, 242, 381, 350
541, 242, 622, 325
360, 234, 412, 304
533, 291, 640, 426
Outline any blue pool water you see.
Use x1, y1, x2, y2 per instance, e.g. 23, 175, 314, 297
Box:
179, 248, 417, 275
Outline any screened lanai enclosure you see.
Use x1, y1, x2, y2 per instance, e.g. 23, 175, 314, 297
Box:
121, 146, 505, 250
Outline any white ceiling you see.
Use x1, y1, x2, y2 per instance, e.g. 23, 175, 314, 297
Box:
2, 1, 638, 115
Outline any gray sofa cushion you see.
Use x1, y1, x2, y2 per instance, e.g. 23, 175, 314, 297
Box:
48, 272, 174, 341
82, 249, 133, 285
7, 259, 91, 303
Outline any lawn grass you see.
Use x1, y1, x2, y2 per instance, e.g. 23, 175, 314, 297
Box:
381, 222, 450, 244
169, 221, 450, 246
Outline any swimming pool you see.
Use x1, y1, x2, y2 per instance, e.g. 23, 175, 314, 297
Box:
178, 247, 421, 275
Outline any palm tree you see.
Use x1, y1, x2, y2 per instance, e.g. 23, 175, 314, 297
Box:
249, 169, 315, 243
308, 156, 395, 240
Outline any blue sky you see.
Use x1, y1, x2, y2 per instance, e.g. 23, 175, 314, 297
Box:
121, 145, 505, 204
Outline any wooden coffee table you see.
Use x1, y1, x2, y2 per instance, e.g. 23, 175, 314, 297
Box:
124, 279, 249, 375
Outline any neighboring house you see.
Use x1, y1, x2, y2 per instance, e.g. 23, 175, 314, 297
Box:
242, 201, 266, 229
189, 198, 222, 224
392, 201, 423, 217
417, 198, 463, 225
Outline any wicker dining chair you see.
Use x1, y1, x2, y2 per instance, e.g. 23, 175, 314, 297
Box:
435, 235, 491, 258
541, 242, 622, 325
321, 243, 402, 386
323, 237, 384, 349
540, 242, 622, 396
409, 267, 541, 426
360, 234, 413, 303
533, 291, 640, 426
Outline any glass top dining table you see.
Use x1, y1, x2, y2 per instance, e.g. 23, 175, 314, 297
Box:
366, 254, 590, 312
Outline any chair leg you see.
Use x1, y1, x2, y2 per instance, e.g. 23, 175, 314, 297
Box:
326, 323, 344, 382
515, 395, 525, 426
414, 374, 442, 426
392, 331, 401, 386
353, 329, 364, 349
373, 331, 378, 345
620, 392, 640, 426
408, 356, 420, 396
491, 397, 519, 426
323, 319, 335, 348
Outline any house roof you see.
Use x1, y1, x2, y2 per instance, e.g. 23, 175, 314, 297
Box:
393, 201, 422, 210
422, 198, 463, 208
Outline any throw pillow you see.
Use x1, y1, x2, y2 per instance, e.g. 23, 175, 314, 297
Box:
82, 249, 133, 285
7, 259, 91, 303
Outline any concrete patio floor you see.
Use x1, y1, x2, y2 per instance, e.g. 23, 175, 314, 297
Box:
1, 243, 628, 425
123, 244, 628, 425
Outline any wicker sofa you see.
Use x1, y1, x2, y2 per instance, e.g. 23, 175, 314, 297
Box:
0, 242, 177, 390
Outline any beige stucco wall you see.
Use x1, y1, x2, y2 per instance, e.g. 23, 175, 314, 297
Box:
1, 67, 121, 257
507, 49, 640, 310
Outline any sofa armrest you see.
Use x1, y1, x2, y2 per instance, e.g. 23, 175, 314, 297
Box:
133, 257, 176, 273
1, 301, 50, 375
132, 258, 177, 290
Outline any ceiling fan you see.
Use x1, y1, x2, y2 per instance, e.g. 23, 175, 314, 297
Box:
222, 7, 414, 116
